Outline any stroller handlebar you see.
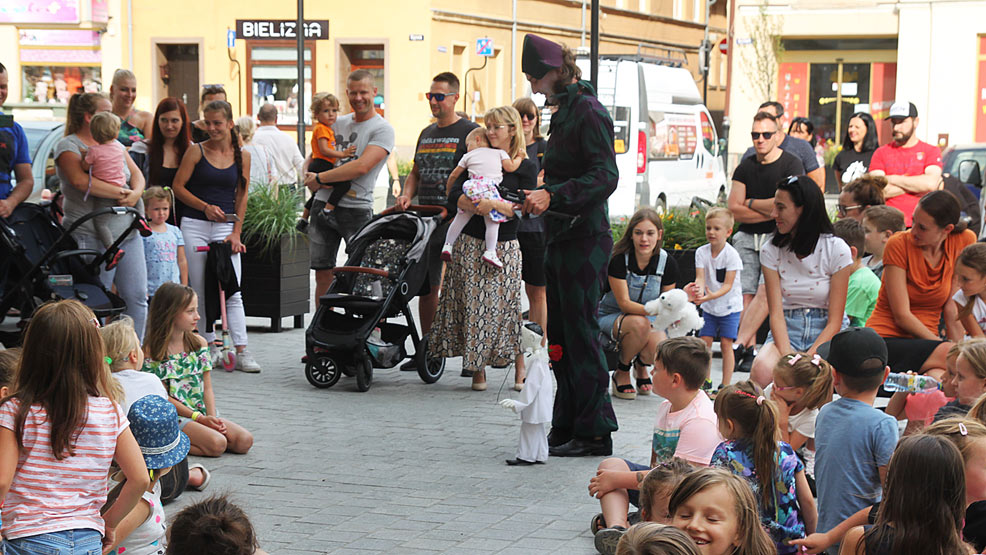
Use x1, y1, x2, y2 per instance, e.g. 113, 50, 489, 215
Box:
379, 204, 448, 220
331, 266, 393, 279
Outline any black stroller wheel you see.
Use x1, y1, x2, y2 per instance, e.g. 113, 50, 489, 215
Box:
355, 354, 373, 392
416, 333, 445, 384
306, 357, 341, 389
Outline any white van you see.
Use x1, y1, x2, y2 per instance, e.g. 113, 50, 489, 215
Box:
565, 56, 727, 218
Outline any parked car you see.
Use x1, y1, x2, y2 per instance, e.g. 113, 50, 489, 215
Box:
18, 120, 64, 201
943, 144, 986, 199
569, 55, 727, 218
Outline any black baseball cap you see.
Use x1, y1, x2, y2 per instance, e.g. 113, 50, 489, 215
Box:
817, 327, 888, 376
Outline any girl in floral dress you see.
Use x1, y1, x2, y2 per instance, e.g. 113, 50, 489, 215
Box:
143, 282, 253, 457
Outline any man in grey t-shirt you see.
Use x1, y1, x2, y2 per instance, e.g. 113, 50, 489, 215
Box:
304, 70, 395, 300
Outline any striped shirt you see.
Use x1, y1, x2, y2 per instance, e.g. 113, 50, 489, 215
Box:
0, 396, 128, 540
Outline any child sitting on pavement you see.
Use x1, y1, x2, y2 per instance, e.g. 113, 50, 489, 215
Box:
813, 327, 898, 553
165, 495, 269, 555
102, 316, 208, 492
860, 205, 905, 279
104, 395, 190, 555
588, 337, 721, 551
832, 218, 881, 327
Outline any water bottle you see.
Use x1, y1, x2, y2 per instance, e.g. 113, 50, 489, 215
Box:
883, 372, 941, 394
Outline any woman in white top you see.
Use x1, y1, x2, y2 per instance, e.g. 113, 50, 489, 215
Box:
751, 175, 853, 386
235, 116, 274, 189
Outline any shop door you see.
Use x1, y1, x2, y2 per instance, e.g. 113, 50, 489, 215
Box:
162, 44, 200, 115
807, 62, 871, 145
340, 44, 385, 116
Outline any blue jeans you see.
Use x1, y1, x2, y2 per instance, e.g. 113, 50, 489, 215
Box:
4, 529, 102, 555
766, 307, 849, 352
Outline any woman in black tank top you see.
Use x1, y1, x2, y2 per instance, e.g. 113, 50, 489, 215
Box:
129, 98, 192, 221
171, 100, 263, 373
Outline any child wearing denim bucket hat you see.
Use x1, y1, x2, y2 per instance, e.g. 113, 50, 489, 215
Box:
105, 395, 191, 555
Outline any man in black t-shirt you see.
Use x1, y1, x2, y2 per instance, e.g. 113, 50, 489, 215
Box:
727, 111, 804, 370
396, 72, 478, 370
727, 111, 804, 304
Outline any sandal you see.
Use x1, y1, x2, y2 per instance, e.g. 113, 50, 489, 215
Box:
611, 371, 636, 400
591, 513, 606, 535
633, 357, 652, 395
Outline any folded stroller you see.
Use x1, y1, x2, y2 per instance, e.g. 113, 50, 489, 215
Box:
304, 205, 447, 392
0, 201, 151, 346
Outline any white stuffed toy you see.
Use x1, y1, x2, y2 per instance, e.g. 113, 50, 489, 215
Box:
644, 288, 704, 338
499, 322, 554, 466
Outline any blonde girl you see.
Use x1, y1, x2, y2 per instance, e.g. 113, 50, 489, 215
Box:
712, 381, 815, 554
615, 523, 702, 555
142, 186, 188, 299
936, 339, 986, 420
0, 300, 148, 553
765, 352, 834, 488
953, 243, 986, 337
142, 282, 253, 457
668, 468, 776, 555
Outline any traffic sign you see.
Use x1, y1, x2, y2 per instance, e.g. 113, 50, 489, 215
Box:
718, 38, 728, 55
476, 37, 494, 57
227, 29, 236, 49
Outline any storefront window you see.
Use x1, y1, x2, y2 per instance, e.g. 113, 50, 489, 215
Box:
807, 63, 871, 143
247, 43, 313, 127
21, 66, 101, 103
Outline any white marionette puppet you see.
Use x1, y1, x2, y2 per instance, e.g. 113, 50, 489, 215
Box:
499, 322, 554, 466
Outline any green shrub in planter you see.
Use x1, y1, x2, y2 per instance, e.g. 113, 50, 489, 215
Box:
243, 184, 305, 256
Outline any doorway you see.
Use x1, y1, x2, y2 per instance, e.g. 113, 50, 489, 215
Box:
157, 43, 200, 115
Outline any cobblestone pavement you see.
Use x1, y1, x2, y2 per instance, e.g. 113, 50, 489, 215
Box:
169, 297, 730, 555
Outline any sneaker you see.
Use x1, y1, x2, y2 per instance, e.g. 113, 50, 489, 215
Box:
209, 344, 222, 366
317, 209, 339, 231
594, 527, 627, 555
441, 243, 453, 262
235, 350, 262, 373
482, 250, 503, 269
295, 218, 309, 233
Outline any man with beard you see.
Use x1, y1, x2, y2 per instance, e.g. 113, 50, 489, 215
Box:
868, 101, 942, 227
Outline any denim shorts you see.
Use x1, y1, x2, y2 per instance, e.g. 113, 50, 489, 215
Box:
765, 307, 849, 352
3, 529, 102, 555
308, 201, 373, 270
699, 310, 742, 340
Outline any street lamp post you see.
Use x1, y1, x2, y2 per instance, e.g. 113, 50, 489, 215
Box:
296, 0, 305, 155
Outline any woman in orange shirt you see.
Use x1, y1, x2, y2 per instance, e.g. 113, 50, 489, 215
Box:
866, 190, 976, 373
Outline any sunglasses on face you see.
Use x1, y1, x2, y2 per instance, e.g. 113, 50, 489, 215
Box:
751, 131, 776, 140
488, 124, 514, 131
837, 204, 863, 216
520, 112, 537, 121
425, 92, 455, 102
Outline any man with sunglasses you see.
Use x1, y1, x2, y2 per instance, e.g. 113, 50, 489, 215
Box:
395, 73, 477, 370
742, 101, 823, 189
727, 112, 805, 374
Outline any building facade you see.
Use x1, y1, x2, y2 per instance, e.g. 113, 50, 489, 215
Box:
726, 0, 986, 166
3, 0, 727, 155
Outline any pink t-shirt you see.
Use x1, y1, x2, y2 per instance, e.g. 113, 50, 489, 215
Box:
869, 140, 943, 227
652, 390, 722, 465
0, 396, 128, 540
458, 147, 509, 183
85, 141, 128, 186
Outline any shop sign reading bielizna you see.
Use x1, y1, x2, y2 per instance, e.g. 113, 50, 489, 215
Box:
235, 20, 329, 40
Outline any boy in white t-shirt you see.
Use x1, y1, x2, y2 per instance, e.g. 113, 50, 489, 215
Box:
687, 207, 743, 390
587, 337, 721, 542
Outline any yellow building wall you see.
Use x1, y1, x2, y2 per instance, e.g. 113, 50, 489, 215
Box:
123, 0, 724, 157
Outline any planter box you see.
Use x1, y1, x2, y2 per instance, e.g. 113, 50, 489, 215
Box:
241, 234, 310, 332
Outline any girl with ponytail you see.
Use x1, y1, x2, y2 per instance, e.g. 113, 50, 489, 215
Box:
712, 380, 816, 554
171, 100, 262, 372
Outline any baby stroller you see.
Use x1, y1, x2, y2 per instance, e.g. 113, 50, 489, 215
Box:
305, 205, 447, 392
0, 201, 151, 345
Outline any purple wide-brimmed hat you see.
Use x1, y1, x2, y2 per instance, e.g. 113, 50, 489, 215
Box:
522, 34, 564, 79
